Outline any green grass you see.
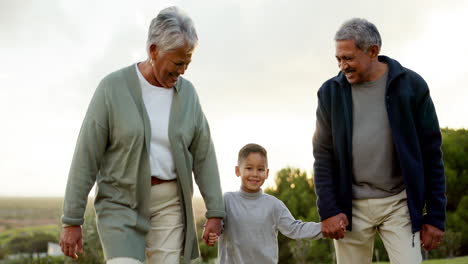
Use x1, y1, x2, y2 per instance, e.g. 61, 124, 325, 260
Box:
374, 255, 468, 264
0, 197, 70, 220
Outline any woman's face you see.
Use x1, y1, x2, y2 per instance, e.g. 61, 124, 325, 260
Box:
150, 43, 193, 88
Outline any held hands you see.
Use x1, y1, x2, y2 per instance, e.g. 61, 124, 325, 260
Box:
321, 213, 349, 240
202, 217, 222, 246
420, 224, 444, 251
206, 233, 219, 246
59, 225, 84, 259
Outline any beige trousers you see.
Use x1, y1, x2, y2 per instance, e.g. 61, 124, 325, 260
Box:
145, 181, 184, 264
334, 190, 422, 264
106, 181, 183, 264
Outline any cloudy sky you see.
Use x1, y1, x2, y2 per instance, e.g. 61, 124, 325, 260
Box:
1, 0, 467, 197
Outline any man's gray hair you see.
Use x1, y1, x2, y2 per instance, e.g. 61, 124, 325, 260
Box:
146, 6, 198, 56
335, 18, 382, 52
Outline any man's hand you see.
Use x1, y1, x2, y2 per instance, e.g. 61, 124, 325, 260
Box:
420, 224, 444, 251
321, 213, 349, 239
202, 218, 222, 246
59, 225, 84, 259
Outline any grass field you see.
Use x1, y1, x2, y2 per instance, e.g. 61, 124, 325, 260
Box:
0, 196, 207, 248
3, 197, 465, 264
0, 196, 206, 231
374, 256, 468, 263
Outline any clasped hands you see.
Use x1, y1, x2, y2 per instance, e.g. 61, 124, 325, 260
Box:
202, 217, 222, 246
321, 213, 444, 251
321, 213, 348, 240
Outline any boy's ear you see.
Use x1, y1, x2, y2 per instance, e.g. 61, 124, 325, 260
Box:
266, 168, 270, 179
235, 166, 240, 177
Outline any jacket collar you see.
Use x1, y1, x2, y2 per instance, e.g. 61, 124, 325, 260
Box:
333, 55, 405, 86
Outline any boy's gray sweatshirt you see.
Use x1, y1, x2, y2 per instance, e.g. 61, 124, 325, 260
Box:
218, 189, 322, 264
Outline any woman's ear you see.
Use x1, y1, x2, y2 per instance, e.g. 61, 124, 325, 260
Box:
149, 44, 159, 61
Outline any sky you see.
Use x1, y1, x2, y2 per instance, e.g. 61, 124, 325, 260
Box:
1, 0, 467, 197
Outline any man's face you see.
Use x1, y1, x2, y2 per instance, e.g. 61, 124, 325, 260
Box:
335, 39, 375, 84
236, 152, 269, 193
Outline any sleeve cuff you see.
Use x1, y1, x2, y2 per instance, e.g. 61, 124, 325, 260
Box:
423, 215, 445, 231
61, 215, 85, 226
205, 210, 225, 219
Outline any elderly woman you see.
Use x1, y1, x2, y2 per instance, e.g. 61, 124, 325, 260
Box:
59, 6, 224, 264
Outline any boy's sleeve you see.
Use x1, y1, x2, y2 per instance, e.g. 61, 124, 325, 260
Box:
222, 193, 228, 231
276, 200, 322, 240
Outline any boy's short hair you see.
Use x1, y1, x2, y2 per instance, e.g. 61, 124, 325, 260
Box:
238, 143, 268, 166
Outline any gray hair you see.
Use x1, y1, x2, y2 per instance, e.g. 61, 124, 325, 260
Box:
334, 18, 382, 52
146, 6, 198, 56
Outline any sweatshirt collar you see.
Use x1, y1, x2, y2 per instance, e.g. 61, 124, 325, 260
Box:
239, 188, 263, 199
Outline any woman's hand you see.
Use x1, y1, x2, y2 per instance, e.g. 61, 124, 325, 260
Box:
202, 218, 222, 246
59, 225, 84, 259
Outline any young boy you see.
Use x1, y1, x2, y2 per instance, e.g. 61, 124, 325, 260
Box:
208, 143, 337, 264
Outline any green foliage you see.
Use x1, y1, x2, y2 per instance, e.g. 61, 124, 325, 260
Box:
0, 225, 58, 246
1, 256, 65, 264
441, 128, 468, 211
373, 235, 389, 262
4, 232, 57, 255
441, 128, 468, 256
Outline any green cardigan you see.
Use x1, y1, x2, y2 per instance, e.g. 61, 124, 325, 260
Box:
61, 64, 225, 262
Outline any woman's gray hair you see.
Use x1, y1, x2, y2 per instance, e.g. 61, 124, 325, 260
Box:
146, 6, 198, 56
335, 18, 382, 52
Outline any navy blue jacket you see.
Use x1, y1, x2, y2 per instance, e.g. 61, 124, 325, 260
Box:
313, 56, 446, 232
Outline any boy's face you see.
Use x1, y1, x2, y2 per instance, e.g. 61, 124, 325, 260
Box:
236, 152, 269, 193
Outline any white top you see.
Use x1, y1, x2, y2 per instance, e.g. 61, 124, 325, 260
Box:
218, 189, 322, 264
136, 63, 176, 180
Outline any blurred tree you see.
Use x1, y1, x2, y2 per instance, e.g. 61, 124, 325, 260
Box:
441, 128, 468, 211
440, 128, 468, 256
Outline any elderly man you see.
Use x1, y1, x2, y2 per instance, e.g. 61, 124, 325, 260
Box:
313, 18, 446, 263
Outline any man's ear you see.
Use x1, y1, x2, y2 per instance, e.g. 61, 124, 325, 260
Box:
235, 166, 240, 177
367, 45, 379, 59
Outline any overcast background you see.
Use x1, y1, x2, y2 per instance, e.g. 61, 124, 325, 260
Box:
1, 0, 467, 197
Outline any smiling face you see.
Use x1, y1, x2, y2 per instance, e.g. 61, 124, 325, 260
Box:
236, 152, 269, 193
335, 39, 379, 84
149, 43, 193, 88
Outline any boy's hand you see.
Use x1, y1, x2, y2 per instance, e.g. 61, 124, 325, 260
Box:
202, 218, 222, 246
339, 220, 347, 232
206, 232, 219, 246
